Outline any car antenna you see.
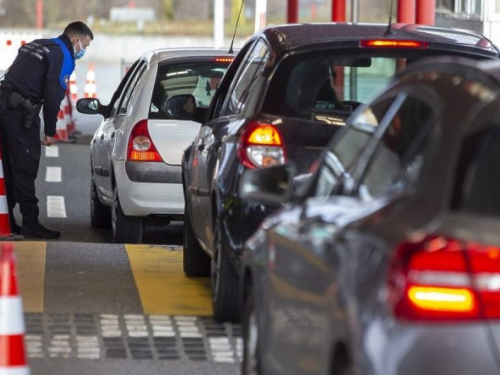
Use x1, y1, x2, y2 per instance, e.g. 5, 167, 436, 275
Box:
384, 0, 395, 36
228, 0, 245, 54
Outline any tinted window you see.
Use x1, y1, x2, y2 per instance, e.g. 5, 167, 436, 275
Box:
263, 53, 406, 123
149, 60, 230, 119
117, 61, 146, 116
221, 39, 270, 116
108, 60, 140, 118
455, 126, 500, 216
262, 49, 486, 125
359, 95, 434, 200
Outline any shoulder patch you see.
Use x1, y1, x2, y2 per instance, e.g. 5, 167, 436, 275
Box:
63, 75, 70, 86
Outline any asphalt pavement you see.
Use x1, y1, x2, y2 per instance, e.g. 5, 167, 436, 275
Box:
10, 142, 241, 375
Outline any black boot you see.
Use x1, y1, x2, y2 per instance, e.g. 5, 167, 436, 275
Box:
21, 214, 60, 240
9, 211, 20, 235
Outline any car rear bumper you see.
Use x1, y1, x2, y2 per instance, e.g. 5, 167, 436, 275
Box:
114, 161, 184, 217
364, 318, 500, 375
125, 161, 182, 183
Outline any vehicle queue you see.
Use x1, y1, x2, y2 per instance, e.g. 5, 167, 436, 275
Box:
74, 22, 500, 375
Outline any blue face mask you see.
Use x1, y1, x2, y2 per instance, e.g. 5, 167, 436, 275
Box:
74, 39, 86, 60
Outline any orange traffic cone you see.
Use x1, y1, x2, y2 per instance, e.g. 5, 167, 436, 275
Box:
54, 105, 68, 142
68, 71, 78, 103
84, 62, 97, 98
0, 243, 30, 374
0, 146, 22, 241
64, 91, 75, 138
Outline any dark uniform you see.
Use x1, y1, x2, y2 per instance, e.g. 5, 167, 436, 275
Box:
0, 34, 75, 234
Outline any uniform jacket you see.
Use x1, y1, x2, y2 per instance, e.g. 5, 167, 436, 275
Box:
4, 34, 75, 137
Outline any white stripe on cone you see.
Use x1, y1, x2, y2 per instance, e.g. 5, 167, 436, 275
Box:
0, 162, 3, 178
0, 297, 24, 335
0, 367, 30, 375
0, 196, 7, 215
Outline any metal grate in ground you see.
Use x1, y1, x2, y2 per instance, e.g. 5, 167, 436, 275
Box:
24, 313, 242, 363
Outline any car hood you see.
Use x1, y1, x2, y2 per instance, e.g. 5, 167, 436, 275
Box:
148, 119, 201, 165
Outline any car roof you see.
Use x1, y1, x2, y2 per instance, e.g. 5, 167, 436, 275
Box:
141, 47, 237, 62
256, 23, 500, 58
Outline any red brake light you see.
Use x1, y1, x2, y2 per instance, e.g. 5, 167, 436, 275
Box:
360, 40, 429, 49
388, 235, 500, 321
127, 120, 163, 162
213, 57, 234, 63
237, 121, 286, 169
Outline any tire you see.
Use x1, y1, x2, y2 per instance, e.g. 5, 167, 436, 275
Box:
90, 180, 111, 228
183, 205, 211, 277
242, 288, 262, 375
211, 216, 240, 322
111, 186, 143, 244
331, 346, 354, 375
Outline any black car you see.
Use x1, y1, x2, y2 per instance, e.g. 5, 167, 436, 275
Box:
239, 56, 500, 375
181, 22, 500, 322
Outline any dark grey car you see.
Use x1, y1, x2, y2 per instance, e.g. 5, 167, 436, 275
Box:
239, 56, 500, 375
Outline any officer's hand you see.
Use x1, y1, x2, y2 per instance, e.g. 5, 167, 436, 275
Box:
42, 135, 55, 146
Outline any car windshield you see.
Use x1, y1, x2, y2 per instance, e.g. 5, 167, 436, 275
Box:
149, 60, 230, 119
262, 49, 489, 125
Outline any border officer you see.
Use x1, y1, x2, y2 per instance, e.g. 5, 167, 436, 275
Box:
0, 21, 93, 239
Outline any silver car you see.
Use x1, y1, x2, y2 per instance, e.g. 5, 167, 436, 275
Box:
77, 48, 234, 243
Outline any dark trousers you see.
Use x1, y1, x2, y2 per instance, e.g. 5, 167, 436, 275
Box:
0, 108, 41, 216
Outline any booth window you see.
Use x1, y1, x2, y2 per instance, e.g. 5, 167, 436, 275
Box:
436, 0, 481, 16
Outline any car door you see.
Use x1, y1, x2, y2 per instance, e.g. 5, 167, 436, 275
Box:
93, 60, 141, 199
265, 90, 437, 374
188, 38, 271, 249
185, 41, 254, 247
262, 96, 393, 373
100, 60, 147, 198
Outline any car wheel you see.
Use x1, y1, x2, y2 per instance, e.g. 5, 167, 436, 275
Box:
183, 205, 211, 277
242, 288, 261, 375
211, 215, 240, 322
111, 186, 143, 244
90, 180, 111, 228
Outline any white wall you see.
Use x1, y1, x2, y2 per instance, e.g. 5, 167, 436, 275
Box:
0, 29, 248, 70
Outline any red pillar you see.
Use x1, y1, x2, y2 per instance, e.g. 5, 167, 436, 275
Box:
36, 0, 43, 29
288, 0, 299, 23
332, 0, 346, 22
416, 0, 435, 25
397, 0, 416, 23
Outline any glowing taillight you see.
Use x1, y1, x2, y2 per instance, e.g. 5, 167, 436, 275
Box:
360, 40, 429, 49
407, 286, 475, 313
388, 235, 500, 321
237, 122, 286, 169
213, 57, 234, 63
127, 120, 163, 162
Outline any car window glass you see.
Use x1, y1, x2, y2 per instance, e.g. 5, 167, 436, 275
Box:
454, 126, 500, 216
358, 95, 434, 200
149, 60, 231, 120
221, 39, 269, 116
310, 97, 394, 198
107, 60, 140, 118
263, 51, 433, 125
117, 61, 146, 116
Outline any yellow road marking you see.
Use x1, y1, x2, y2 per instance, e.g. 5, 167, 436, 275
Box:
125, 245, 212, 316
12, 242, 47, 313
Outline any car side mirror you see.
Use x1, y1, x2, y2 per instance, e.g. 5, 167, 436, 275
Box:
164, 94, 197, 120
239, 164, 296, 206
76, 98, 106, 117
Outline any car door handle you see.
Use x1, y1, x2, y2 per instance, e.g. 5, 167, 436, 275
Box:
198, 144, 205, 151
